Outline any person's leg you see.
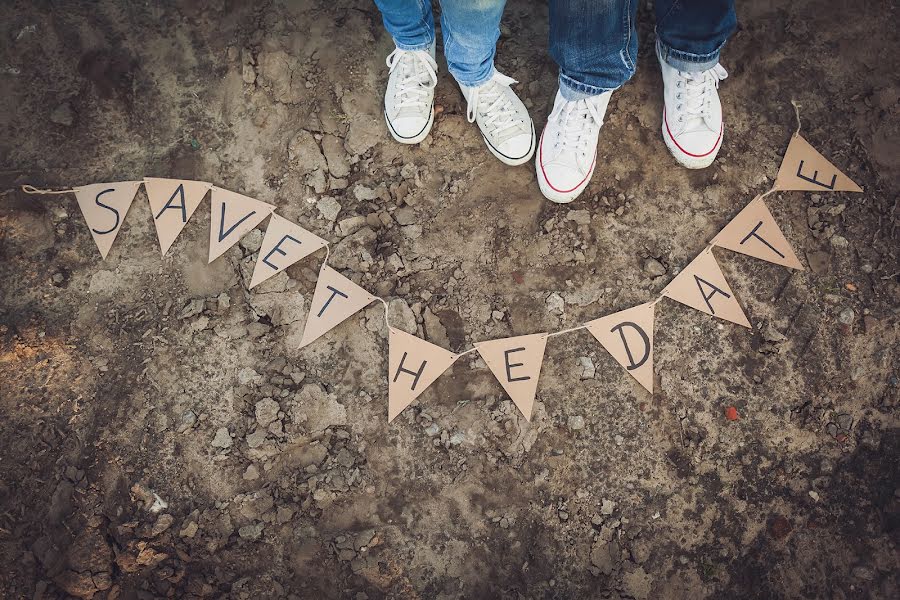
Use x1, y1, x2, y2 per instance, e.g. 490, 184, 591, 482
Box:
654, 0, 736, 168
374, 0, 439, 144
536, 0, 636, 204
438, 0, 535, 166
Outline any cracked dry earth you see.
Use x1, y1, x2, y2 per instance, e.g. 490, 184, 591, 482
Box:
1, 1, 898, 599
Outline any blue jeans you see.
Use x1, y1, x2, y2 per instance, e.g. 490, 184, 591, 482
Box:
552, 0, 737, 99
374, 0, 506, 87
375, 0, 736, 96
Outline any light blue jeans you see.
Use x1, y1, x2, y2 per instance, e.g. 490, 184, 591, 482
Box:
374, 0, 505, 87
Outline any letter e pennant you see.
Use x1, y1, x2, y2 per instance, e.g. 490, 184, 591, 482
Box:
712, 196, 803, 269
208, 187, 276, 263
475, 333, 548, 421
774, 134, 862, 193
388, 328, 459, 422
586, 303, 655, 393
249, 214, 327, 289
664, 250, 751, 328
144, 177, 212, 256
299, 265, 376, 349
74, 181, 142, 259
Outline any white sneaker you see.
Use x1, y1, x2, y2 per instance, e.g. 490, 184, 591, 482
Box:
384, 45, 438, 144
536, 89, 612, 204
459, 71, 535, 166
658, 50, 728, 169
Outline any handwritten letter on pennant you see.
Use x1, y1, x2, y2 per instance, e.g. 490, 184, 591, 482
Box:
144, 178, 212, 256
586, 303, 655, 393
298, 265, 377, 349
664, 250, 751, 328
74, 181, 142, 259
774, 134, 862, 193
388, 328, 459, 422
712, 196, 803, 270
249, 214, 328, 289
475, 333, 548, 421
208, 187, 276, 263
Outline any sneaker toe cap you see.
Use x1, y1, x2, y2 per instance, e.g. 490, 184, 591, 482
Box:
494, 131, 534, 160
539, 162, 589, 193
387, 114, 431, 140
669, 128, 722, 157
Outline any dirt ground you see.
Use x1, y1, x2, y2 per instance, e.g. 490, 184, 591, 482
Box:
1, 0, 898, 598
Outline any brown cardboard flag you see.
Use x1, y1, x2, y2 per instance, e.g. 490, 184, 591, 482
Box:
774, 134, 862, 192
144, 178, 212, 256
664, 249, 751, 328
298, 265, 377, 349
208, 187, 276, 263
585, 303, 655, 393
74, 181, 142, 259
475, 333, 548, 421
712, 196, 803, 269
249, 214, 328, 289
388, 328, 459, 422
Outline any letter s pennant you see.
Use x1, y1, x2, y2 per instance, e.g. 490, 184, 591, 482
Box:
474, 333, 548, 421
388, 328, 459, 422
586, 302, 655, 393
74, 181, 142, 259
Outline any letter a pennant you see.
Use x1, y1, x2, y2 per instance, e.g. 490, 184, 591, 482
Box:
249, 214, 327, 289
208, 187, 276, 263
712, 196, 803, 269
664, 250, 751, 328
774, 134, 862, 193
74, 181, 142, 259
585, 303, 655, 393
388, 328, 459, 422
299, 265, 377, 349
144, 177, 212, 256
475, 333, 548, 421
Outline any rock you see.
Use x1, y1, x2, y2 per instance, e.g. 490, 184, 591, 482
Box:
394, 207, 417, 226
291, 384, 347, 431
353, 184, 382, 201
838, 308, 855, 325
449, 432, 465, 446
851, 565, 875, 580
568, 416, 585, 430
176, 409, 197, 433
761, 323, 787, 344
179, 521, 198, 538
239, 228, 264, 253
246, 429, 267, 449
321, 134, 350, 178
566, 209, 591, 225
330, 227, 376, 271
806, 250, 830, 274
590, 540, 617, 575
238, 523, 263, 540
388, 298, 417, 334
288, 130, 326, 172
546, 292, 565, 315
256, 50, 304, 103
255, 398, 281, 427
601, 498, 616, 515
337, 216, 367, 237
211, 427, 232, 449
424, 423, 440, 437
577, 356, 595, 379
829, 234, 849, 248
835, 413, 853, 430
179, 298, 204, 320
150, 514, 174, 537
50, 102, 74, 126
621, 566, 653, 600
643, 258, 667, 277
243, 465, 260, 481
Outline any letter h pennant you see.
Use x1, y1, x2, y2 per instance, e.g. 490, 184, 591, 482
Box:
388, 328, 459, 422
474, 333, 548, 421
585, 302, 655, 394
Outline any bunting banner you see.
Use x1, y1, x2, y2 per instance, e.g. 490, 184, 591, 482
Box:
585, 302, 655, 393
711, 196, 803, 269
208, 187, 276, 263
475, 333, 548, 421
19, 114, 863, 423
664, 250, 751, 328
298, 264, 377, 349
388, 328, 459, 422
144, 178, 212, 256
774, 134, 862, 192
73, 181, 142, 259
249, 214, 328, 289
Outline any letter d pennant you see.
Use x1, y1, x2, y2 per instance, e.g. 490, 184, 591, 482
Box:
475, 333, 548, 421
298, 265, 377, 349
388, 328, 459, 422
586, 302, 655, 393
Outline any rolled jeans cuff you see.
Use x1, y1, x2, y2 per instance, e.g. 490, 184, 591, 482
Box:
656, 38, 722, 73
558, 73, 616, 101
454, 66, 495, 89
392, 36, 435, 52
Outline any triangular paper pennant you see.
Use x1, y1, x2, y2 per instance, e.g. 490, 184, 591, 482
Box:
249, 214, 328, 289
664, 249, 751, 328
388, 328, 459, 422
298, 265, 377, 349
475, 333, 548, 421
144, 177, 212, 256
208, 187, 276, 263
774, 134, 862, 192
585, 302, 655, 393
73, 181, 142, 259
712, 196, 803, 270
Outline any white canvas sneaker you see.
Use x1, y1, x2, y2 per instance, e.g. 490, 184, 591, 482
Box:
658, 49, 728, 169
536, 89, 612, 204
459, 71, 535, 166
384, 44, 438, 144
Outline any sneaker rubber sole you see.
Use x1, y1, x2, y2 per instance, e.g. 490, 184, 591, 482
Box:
384, 106, 434, 145
481, 120, 536, 166
535, 130, 596, 204
661, 109, 722, 169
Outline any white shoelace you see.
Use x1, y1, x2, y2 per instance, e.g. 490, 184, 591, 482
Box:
465, 73, 528, 144
673, 64, 727, 130
386, 48, 437, 116
547, 96, 605, 157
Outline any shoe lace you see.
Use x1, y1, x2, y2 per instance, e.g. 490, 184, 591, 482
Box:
466, 74, 528, 144
386, 48, 438, 115
673, 64, 727, 129
547, 96, 605, 156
